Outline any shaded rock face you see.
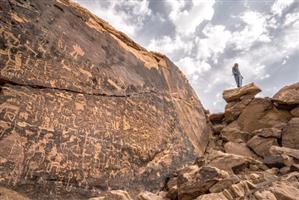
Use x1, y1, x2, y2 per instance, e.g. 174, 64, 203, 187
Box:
0, 0, 209, 199
236, 98, 291, 133
282, 118, 299, 149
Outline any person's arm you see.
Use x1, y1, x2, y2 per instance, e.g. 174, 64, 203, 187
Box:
236, 67, 241, 75
232, 67, 238, 75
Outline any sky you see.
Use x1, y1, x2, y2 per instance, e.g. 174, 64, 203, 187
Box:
75, 0, 299, 112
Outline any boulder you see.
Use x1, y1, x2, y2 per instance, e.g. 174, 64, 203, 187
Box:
224, 142, 258, 159
221, 180, 255, 199
207, 151, 266, 174
209, 113, 225, 124
251, 127, 283, 138
270, 146, 299, 160
209, 175, 240, 193
89, 190, 133, 200
254, 190, 277, 200
290, 106, 299, 117
236, 98, 292, 132
263, 146, 299, 169
0, 187, 31, 200
196, 172, 299, 200
263, 154, 292, 168
223, 83, 261, 103
196, 193, 228, 200
177, 166, 228, 200
273, 82, 299, 106
0, 0, 210, 199
137, 191, 165, 200
269, 179, 299, 200
224, 95, 253, 123
282, 118, 299, 149
247, 136, 278, 158
220, 121, 251, 142
165, 177, 178, 200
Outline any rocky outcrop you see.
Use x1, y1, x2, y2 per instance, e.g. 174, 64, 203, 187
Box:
141, 82, 299, 200
222, 83, 261, 103
0, 0, 210, 199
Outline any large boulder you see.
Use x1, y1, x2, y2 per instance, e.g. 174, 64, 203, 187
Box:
252, 127, 283, 138
236, 98, 291, 132
222, 83, 261, 103
0, 0, 209, 199
273, 82, 299, 106
224, 95, 253, 123
247, 136, 278, 158
282, 118, 299, 149
89, 190, 133, 200
177, 166, 229, 200
290, 106, 299, 117
224, 142, 258, 159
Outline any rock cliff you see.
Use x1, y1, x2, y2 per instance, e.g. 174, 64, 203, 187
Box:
1, 1, 299, 200
0, 0, 210, 199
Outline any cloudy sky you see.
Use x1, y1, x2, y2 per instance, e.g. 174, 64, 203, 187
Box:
75, 0, 299, 112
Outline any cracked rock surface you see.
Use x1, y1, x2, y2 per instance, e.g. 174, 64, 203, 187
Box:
0, 0, 210, 199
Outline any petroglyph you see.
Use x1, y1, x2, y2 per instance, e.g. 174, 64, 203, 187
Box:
10, 12, 28, 23
0, 0, 209, 199
0, 84, 183, 193
70, 44, 85, 59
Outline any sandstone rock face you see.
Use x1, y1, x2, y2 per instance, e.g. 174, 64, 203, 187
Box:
224, 96, 253, 123
0, 0, 209, 199
224, 142, 258, 159
247, 136, 278, 158
282, 118, 299, 149
222, 83, 261, 103
290, 106, 299, 117
89, 190, 133, 200
177, 165, 229, 200
237, 98, 291, 132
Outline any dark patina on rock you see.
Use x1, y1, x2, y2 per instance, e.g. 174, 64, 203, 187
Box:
0, 0, 210, 199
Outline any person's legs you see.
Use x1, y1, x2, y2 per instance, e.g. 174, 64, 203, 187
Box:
234, 75, 240, 87
239, 76, 242, 87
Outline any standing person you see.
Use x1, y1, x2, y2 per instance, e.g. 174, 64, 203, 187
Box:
232, 63, 243, 88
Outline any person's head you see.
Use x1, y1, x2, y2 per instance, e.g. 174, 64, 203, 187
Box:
233, 63, 239, 67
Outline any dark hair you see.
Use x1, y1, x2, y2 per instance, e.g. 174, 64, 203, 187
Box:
234, 63, 239, 67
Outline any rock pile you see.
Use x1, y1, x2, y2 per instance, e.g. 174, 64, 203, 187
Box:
96, 82, 299, 200
149, 82, 299, 200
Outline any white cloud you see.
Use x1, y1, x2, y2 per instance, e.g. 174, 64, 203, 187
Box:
74, 0, 151, 37
284, 11, 299, 26
177, 57, 211, 76
147, 35, 193, 55
196, 24, 232, 62
230, 11, 271, 50
165, 0, 215, 35
272, 0, 294, 16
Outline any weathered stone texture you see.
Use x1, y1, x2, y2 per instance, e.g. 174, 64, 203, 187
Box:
0, 0, 209, 199
222, 83, 261, 103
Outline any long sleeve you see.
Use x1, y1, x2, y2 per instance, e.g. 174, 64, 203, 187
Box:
232, 66, 241, 76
